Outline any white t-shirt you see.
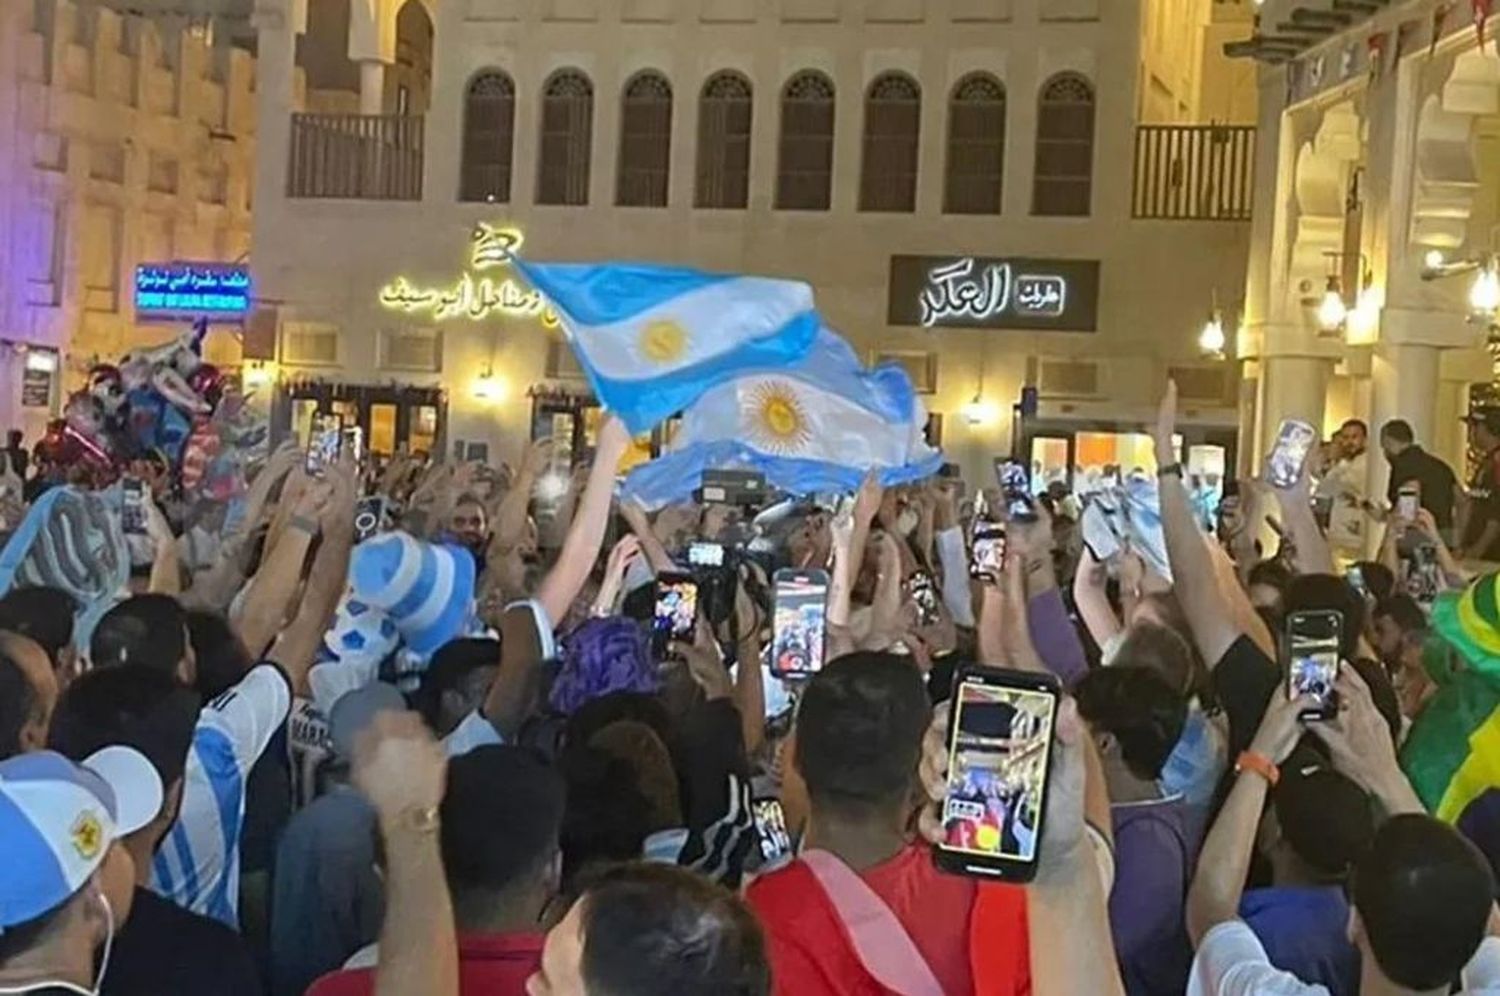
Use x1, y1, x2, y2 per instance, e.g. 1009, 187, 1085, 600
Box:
1188, 921, 1500, 996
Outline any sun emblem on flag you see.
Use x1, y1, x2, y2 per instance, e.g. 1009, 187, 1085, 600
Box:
637, 320, 689, 366
70, 811, 103, 860
746, 381, 812, 454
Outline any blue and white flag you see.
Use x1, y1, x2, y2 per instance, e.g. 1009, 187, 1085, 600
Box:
621, 328, 943, 508
512, 260, 820, 434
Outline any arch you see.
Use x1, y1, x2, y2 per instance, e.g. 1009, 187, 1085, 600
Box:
617, 70, 673, 207
695, 71, 753, 209
860, 71, 921, 212
389, 0, 432, 114
459, 69, 515, 203
944, 72, 1006, 215
537, 68, 595, 205
1032, 71, 1095, 216
775, 70, 836, 211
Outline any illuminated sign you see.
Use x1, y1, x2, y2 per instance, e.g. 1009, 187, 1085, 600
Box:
378, 223, 557, 327
134, 262, 252, 320
886, 255, 1100, 332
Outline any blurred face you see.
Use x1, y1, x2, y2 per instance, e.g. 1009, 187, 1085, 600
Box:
451, 501, 488, 549
1337, 424, 1367, 459
2, 633, 57, 752
1372, 614, 1405, 663
527, 898, 589, 996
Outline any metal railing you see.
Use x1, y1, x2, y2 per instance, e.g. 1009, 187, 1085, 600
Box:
1132, 124, 1255, 221
287, 113, 424, 200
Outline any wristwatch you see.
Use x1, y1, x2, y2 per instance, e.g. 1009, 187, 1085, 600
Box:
1157, 463, 1184, 479
1234, 750, 1279, 787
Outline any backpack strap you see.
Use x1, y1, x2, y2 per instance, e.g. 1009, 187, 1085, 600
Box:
799, 849, 946, 996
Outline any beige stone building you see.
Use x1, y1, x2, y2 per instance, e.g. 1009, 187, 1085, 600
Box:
245, 0, 1258, 484
0, 0, 257, 443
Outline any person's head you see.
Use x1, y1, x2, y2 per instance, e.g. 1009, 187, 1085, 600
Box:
414, 638, 499, 737
551, 617, 657, 717
1379, 419, 1415, 459
1247, 559, 1295, 615
1284, 573, 1366, 660
449, 494, 489, 553
1261, 752, 1375, 886
442, 746, 565, 932
587, 721, 682, 834
90, 595, 195, 685
45, 666, 200, 862
0, 632, 58, 760
1353, 561, 1397, 604
0, 586, 79, 686
1350, 814, 1495, 990
791, 652, 930, 830
559, 746, 656, 888
528, 862, 769, 996
7, 429, 22, 449
1074, 666, 1186, 793
1467, 409, 1500, 452
1336, 419, 1368, 459
1372, 594, 1427, 667
1111, 623, 1197, 697
183, 609, 253, 701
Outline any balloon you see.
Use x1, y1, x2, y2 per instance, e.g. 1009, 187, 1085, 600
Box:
187, 363, 225, 412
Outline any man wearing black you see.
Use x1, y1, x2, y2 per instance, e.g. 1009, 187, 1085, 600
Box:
1379, 419, 1458, 535
1460, 409, 1500, 562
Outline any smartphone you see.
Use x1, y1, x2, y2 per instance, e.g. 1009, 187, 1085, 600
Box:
354, 495, 386, 542
1397, 487, 1419, 522
1347, 564, 1366, 598
934, 665, 1060, 882
1267, 419, 1317, 490
994, 459, 1037, 522
770, 567, 829, 679
1285, 610, 1341, 721
1406, 544, 1441, 604
688, 541, 726, 569
305, 416, 342, 475
906, 571, 941, 626
652, 573, 700, 656
752, 798, 793, 864
342, 426, 364, 465
971, 527, 1006, 582
121, 477, 146, 535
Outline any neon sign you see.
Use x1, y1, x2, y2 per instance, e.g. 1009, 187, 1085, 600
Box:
887, 255, 1100, 332
134, 262, 252, 320
919, 259, 1067, 327
378, 223, 557, 327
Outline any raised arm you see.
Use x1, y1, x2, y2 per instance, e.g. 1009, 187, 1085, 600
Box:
144, 492, 181, 595
1073, 546, 1123, 651
536, 416, 631, 628
620, 500, 680, 576
234, 479, 327, 659
183, 441, 299, 611
844, 471, 882, 606
491, 438, 549, 552
1274, 465, 1336, 576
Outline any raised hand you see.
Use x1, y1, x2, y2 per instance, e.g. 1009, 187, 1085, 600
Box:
1152, 379, 1179, 465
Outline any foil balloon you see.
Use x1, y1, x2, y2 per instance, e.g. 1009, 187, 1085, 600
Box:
188, 363, 225, 412
153, 366, 210, 415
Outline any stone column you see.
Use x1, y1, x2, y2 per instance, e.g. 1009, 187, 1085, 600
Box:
359, 60, 385, 115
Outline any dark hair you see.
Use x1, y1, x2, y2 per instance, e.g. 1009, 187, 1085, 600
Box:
1285, 574, 1366, 660
578, 863, 769, 996
90, 594, 188, 673
1248, 559, 1295, 594
47, 666, 200, 790
1348, 658, 1403, 748
1272, 753, 1375, 879
1353, 562, 1397, 603
1380, 420, 1414, 446
184, 610, 252, 701
1340, 419, 1368, 437
1353, 814, 1494, 989
1112, 624, 1196, 697
1373, 595, 1427, 637
793, 653, 931, 817
414, 638, 500, 734
560, 745, 655, 889
0, 650, 37, 761
0, 587, 77, 669
441, 746, 564, 929
1074, 666, 1186, 781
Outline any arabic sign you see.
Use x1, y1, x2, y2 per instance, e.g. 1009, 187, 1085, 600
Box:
134, 262, 252, 320
887, 255, 1101, 332
377, 223, 558, 327
21, 369, 51, 408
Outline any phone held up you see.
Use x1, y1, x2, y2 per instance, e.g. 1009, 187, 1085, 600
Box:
305, 415, 342, 476
121, 477, 147, 535
1285, 609, 1341, 721
934, 665, 1060, 883
770, 567, 829, 679
1397, 486, 1419, 523
752, 798, 793, 865
651, 572, 700, 660
993, 459, 1037, 522
970, 526, 1006, 583
1267, 419, 1317, 490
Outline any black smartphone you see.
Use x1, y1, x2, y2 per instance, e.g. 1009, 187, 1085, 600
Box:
121, 477, 146, 535
354, 495, 386, 542
994, 459, 1037, 522
752, 797, 793, 864
652, 573, 700, 657
971, 527, 1006, 582
770, 567, 829, 679
906, 570, 941, 626
1286, 609, 1341, 721
1267, 419, 1317, 490
934, 665, 1060, 882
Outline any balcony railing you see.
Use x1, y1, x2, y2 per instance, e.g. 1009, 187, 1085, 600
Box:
1132, 124, 1255, 221
287, 113, 424, 200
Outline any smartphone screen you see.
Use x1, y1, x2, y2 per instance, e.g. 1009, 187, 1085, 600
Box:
121, 478, 146, 535
906, 571, 941, 626
752, 798, 793, 864
342, 426, 364, 464
994, 460, 1036, 521
306, 416, 342, 475
1347, 564, 1366, 598
1267, 419, 1317, 489
652, 574, 699, 654
971, 528, 1006, 582
1405, 544, 1441, 604
771, 568, 829, 678
688, 541, 725, 568
1397, 489, 1419, 522
935, 666, 1059, 882
1286, 610, 1341, 720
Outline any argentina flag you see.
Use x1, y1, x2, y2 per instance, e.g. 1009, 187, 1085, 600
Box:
621, 328, 944, 508
512, 260, 820, 434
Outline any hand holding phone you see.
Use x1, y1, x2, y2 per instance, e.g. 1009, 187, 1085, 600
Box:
121, 477, 146, 535
1286, 610, 1341, 721
1267, 419, 1317, 490
771, 568, 829, 678
995, 459, 1037, 522
970, 527, 1006, 582
753, 798, 793, 864
652, 573, 700, 658
1397, 487, 1419, 522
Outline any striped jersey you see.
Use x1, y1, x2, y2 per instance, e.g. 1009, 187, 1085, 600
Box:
152, 663, 291, 927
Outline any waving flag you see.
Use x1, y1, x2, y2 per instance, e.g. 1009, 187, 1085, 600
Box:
512, 260, 820, 434
621, 328, 943, 508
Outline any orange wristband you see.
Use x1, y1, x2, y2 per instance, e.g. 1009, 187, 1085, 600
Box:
1235, 750, 1280, 787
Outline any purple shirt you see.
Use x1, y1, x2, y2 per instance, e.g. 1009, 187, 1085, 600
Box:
1027, 587, 1089, 687
1109, 796, 1203, 996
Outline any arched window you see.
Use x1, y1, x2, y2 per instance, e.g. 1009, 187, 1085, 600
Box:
775, 70, 835, 211
695, 71, 752, 209
459, 70, 515, 203
616, 71, 672, 207
859, 72, 921, 212
537, 69, 594, 206
943, 73, 1005, 215
1033, 72, 1095, 217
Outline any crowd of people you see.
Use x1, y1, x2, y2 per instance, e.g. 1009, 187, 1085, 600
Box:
9, 372, 1500, 996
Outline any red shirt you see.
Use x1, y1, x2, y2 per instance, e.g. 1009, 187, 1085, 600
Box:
746, 843, 1030, 996
305, 931, 544, 996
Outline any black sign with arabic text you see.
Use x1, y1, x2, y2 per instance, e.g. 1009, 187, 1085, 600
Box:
886, 255, 1101, 332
